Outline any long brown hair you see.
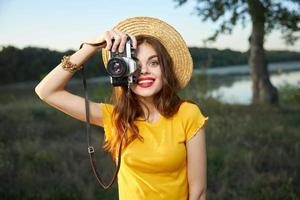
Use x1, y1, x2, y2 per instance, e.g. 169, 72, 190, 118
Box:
103, 35, 183, 157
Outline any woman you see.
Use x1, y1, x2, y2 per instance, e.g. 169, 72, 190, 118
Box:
35, 16, 207, 200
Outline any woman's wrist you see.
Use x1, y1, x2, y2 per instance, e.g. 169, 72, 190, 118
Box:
84, 35, 106, 51
81, 42, 102, 52
60, 33, 107, 73
60, 55, 83, 73
66, 43, 99, 70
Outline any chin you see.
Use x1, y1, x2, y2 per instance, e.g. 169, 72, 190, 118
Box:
131, 86, 161, 99
134, 90, 157, 98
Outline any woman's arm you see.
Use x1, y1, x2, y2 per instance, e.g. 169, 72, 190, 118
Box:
35, 30, 136, 127
35, 43, 104, 126
186, 128, 207, 200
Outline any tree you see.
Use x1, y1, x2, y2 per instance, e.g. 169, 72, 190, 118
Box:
175, 0, 300, 104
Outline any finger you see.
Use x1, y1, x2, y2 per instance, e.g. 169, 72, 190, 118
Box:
127, 34, 137, 49
103, 31, 113, 51
111, 30, 122, 52
117, 32, 128, 53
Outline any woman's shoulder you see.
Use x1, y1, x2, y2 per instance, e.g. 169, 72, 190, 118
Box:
178, 100, 201, 113
176, 100, 207, 120
100, 103, 114, 115
177, 101, 208, 132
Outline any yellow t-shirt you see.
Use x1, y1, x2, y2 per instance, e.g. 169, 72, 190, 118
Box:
101, 101, 208, 200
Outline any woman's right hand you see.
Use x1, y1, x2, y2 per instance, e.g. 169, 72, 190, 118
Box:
87, 30, 137, 52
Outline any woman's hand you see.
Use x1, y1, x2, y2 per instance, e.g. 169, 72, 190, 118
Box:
87, 30, 137, 52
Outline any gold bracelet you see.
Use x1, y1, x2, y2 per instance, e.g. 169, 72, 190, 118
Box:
61, 55, 83, 73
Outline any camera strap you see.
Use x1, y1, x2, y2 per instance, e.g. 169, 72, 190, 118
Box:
79, 42, 123, 189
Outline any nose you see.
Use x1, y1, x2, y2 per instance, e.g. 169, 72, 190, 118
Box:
139, 63, 150, 75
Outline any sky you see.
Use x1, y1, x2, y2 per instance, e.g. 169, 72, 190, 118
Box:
0, 0, 299, 52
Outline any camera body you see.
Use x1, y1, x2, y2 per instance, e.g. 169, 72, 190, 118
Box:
106, 38, 139, 87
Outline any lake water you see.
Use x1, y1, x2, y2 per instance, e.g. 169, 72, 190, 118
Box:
1, 61, 299, 105
205, 63, 300, 104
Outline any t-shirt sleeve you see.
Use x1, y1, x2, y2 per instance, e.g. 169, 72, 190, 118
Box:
100, 103, 114, 142
182, 102, 208, 141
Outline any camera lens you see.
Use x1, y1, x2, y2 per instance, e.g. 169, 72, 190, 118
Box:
107, 58, 128, 77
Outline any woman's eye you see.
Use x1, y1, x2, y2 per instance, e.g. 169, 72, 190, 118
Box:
150, 61, 159, 66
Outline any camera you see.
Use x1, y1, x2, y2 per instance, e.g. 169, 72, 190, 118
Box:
106, 37, 139, 87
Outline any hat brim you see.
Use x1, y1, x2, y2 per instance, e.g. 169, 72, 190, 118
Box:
102, 16, 193, 88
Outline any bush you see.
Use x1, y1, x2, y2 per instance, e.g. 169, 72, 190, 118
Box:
278, 84, 300, 105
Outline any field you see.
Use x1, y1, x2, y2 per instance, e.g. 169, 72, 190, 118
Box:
0, 79, 299, 200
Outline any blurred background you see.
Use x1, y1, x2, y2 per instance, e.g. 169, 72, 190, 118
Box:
0, 0, 299, 199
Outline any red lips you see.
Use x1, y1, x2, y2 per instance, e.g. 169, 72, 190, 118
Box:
137, 77, 155, 88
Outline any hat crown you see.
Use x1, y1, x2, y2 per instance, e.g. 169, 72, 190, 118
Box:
102, 16, 193, 88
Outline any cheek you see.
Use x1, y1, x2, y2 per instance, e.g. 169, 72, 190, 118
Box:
155, 75, 163, 92
154, 67, 162, 80
156, 70, 163, 86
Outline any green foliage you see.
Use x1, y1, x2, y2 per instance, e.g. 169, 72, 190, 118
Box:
190, 47, 300, 70
278, 84, 300, 105
1, 45, 299, 85
0, 95, 118, 200
174, 0, 300, 44
189, 47, 248, 69
0, 46, 107, 85
203, 101, 300, 199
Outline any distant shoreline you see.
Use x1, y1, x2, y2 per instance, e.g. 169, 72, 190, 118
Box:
1, 61, 300, 91
195, 60, 300, 76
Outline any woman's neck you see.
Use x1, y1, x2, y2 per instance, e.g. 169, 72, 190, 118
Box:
139, 97, 160, 123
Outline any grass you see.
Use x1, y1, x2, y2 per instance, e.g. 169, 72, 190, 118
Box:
204, 101, 300, 199
0, 81, 299, 199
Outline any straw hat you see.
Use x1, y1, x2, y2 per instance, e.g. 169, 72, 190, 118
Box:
102, 16, 193, 88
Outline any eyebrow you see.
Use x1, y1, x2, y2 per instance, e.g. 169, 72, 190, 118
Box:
135, 55, 158, 62
147, 55, 158, 60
